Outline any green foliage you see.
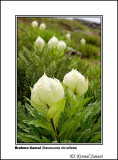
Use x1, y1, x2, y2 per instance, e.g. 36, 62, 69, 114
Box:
17, 101, 56, 143
85, 63, 101, 102
58, 101, 101, 143
17, 46, 72, 102
68, 31, 100, 54
47, 98, 66, 129
82, 34, 100, 47
18, 22, 63, 53
17, 17, 101, 144
78, 44, 100, 58
17, 45, 101, 103
18, 18, 100, 58
17, 97, 101, 143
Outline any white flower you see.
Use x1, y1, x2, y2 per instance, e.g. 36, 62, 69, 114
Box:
48, 36, 59, 49
66, 33, 71, 40
31, 74, 64, 110
80, 38, 86, 45
31, 21, 38, 28
35, 36, 45, 50
63, 69, 88, 96
39, 23, 46, 30
58, 40, 66, 50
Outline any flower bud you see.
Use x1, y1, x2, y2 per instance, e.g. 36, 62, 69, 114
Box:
63, 69, 88, 96
58, 40, 66, 50
39, 23, 46, 30
31, 21, 38, 28
31, 74, 64, 110
35, 36, 45, 50
80, 38, 86, 45
48, 36, 59, 49
66, 33, 71, 40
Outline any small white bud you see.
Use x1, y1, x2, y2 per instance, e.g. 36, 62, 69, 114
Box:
39, 23, 46, 30
31, 21, 38, 28
63, 69, 88, 96
48, 36, 59, 49
66, 33, 71, 40
80, 38, 86, 45
35, 36, 45, 51
58, 40, 66, 50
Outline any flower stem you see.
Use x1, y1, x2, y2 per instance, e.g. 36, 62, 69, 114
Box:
50, 118, 60, 143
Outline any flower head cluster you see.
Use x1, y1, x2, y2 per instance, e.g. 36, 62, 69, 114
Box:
31, 21, 46, 30
63, 69, 88, 96
31, 69, 88, 113
31, 74, 64, 110
31, 21, 38, 28
66, 33, 71, 40
39, 23, 46, 30
35, 36, 45, 51
48, 36, 59, 49
57, 40, 66, 50
80, 38, 86, 45
48, 36, 66, 50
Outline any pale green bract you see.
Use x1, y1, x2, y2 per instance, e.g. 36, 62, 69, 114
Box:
63, 69, 88, 96
31, 74, 64, 113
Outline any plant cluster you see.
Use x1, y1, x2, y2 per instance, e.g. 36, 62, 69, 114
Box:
17, 18, 101, 143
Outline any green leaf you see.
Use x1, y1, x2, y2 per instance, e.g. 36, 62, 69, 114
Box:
25, 103, 37, 118
90, 117, 101, 137
23, 119, 56, 140
17, 111, 28, 121
75, 129, 91, 143
53, 98, 66, 129
30, 87, 32, 92
23, 119, 54, 133
70, 94, 76, 116
80, 101, 101, 130
77, 97, 91, 112
59, 113, 80, 140
64, 105, 71, 117
24, 96, 31, 104
67, 88, 77, 103
17, 124, 30, 133
31, 100, 48, 115
18, 132, 42, 143
47, 98, 66, 129
64, 86, 68, 98
90, 132, 101, 143
57, 112, 69, 131
41, 136, 50, 143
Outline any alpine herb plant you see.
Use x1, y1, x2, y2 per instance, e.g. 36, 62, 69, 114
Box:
17, 18, 101, 143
